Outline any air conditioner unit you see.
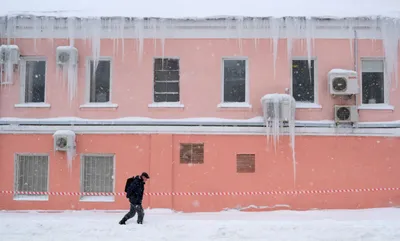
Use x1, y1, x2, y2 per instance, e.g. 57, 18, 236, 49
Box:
261, 94, 296, 126
328, 69, 359, 95
56, 46, 78, 65
0, 45, 20, 65
53, 130, 76, 152
334, 105, 358, 123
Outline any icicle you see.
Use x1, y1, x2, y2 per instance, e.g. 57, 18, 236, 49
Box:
346, 19, 354, 62
151, 18, 158, 53
134, 18, 145, 63
270, 18, 281, 79
261, 94, 297, 186
236, 18, 244, 54
67, 18, 75, 47
33, 16, 38, 53
381, 18, 400, 90
159, 19, 167, 59
89, 18, 102, 77
285, 18, 295, 68
305, 18, 314, 83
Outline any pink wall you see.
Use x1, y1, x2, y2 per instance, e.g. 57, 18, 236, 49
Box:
0, 38, 398, 121
1, 133, 399, 212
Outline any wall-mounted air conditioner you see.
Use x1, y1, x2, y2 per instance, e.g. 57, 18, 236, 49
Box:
53, 130, 76, 152
0, 45, 20, 65
328, 69, 359, 95
56, 46, 78, 65
334, 105, 358, 124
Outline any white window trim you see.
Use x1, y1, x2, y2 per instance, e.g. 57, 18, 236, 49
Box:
81, 57, 118, 109
13, 153, 50, 201
16, 57, 50, 108
359, 57, 394, 111
219, 57, 251, 108
149, 56, 184, 108
79, 153, 116, 202
290, 57, 321, 109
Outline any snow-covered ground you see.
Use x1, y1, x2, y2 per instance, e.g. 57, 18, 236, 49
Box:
1, 208, 400, 241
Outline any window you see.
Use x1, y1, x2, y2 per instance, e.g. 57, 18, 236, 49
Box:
361, 59, 385, 104
88, 60, 111, 103
21, 59, 46, 103
180, 143, 204, 164
80, 154, 114, 201
223, 59, 247, 102
14, 154, 49, 200
236, 154, 255, 173
292, 59, 315, 103
153, 58, 180, 102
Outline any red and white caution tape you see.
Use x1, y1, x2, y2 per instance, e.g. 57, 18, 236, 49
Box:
1, 187, 399, 196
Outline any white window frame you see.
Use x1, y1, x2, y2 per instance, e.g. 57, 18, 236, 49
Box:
81, 57, 118, 109
13, 153, 50, 201
15, 56, 50, 108
219, 57, 251, 108
290, 57, 321, 109
358, 57, 393, 110
80, 153, 116, 202
148, 56, 184, 108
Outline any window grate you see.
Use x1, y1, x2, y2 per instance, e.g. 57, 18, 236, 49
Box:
236, 154, 255, 173
81, 155, 114, 194
14, 154, 49, 194
180, 143, 204, 164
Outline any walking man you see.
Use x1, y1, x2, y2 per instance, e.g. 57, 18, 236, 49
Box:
119, 172, 150, 225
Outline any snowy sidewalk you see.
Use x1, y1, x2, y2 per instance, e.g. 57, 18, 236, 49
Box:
1, 208, 400, 241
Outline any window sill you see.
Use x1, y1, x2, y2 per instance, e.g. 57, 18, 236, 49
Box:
13, 195, 49, 201
295, 103, 322, 109
79, 196, 115, 202
80, 103, 118, 108
148, 102, 185, 108
217, 102, 252, 108
358, 104, 394, 111
14, 103, 51, 108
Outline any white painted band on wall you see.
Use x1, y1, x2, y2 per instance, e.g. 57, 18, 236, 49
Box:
1, 125, 400, 137
1, 187, 400, 196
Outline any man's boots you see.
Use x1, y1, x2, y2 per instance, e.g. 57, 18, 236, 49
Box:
119, 217, 127, 225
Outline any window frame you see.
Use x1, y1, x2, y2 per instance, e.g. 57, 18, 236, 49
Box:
290, 57, 320, 109
360, 57, 389, 107
18, 56, 48, 106
151, 56, 182, 105
84, 57, 114, 106
79, 153, 116, 202
219, 57, 250, 108
13, 153, 50, 201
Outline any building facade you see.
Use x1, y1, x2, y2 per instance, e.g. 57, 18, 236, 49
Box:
0, 16, 400, 212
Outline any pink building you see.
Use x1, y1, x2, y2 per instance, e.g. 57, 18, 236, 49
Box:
1, 1, 400, 212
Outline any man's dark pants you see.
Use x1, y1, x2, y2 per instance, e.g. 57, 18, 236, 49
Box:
122, 203, 144, 224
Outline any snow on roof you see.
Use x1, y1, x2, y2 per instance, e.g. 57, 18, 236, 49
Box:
2, 0, 400, 19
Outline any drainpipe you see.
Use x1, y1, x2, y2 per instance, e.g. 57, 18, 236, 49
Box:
354, 29, 359, 107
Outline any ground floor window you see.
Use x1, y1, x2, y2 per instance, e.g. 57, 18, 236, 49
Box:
80, 154, 115, 202
14, 154, 49, 201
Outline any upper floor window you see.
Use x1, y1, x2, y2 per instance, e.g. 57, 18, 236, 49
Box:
153, 58, 180, 102
20, 58, 46, 103
361, 59, 385, 104
292, 59, 315, 103
14, 154, 49, 200
222, 59, 247, 103
88, 59, 111, 103
80, 154, 115, 201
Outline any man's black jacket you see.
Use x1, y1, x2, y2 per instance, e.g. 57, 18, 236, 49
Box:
126, 175, 145, 205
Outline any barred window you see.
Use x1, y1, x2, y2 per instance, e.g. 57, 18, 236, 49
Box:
14, 154, 49, 200
80, 154, 115, 202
